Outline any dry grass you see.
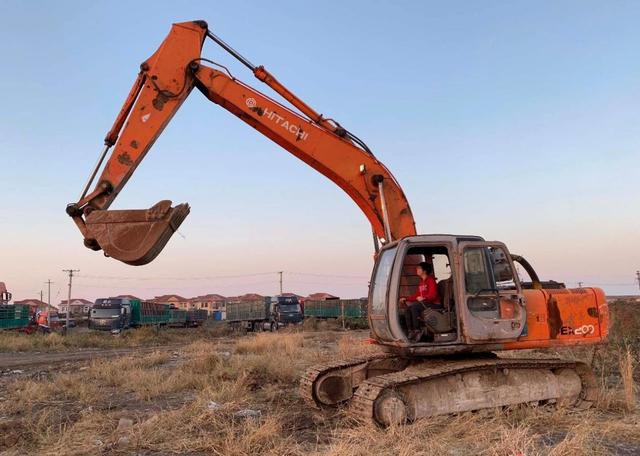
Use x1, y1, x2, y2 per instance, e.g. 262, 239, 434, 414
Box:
236, 331, 303, 356
1, 304, 639, 455
337, 334, 383, 359
619, 347, 636, 412
0, 322, 233, 353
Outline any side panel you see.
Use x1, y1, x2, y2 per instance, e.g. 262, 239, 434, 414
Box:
226, 300, 268, 322
457, 241, 526, 343
0, 305, 30, 330
504, 287, 608, 349
304, 299, 366, 319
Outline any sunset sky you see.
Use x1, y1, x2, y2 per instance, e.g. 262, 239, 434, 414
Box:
1, 1, 638, 303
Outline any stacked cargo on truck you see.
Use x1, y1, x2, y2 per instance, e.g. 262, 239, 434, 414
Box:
0, 304, 30, 331
130, 300, 170, 326
304, 298, 367, 320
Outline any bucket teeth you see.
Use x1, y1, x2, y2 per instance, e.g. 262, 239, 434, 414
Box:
84, 200, 190, 265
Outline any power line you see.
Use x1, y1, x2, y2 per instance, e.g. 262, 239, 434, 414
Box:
287, 272, 369, 279
73, 270, 370, 282
77, 271, 279, 281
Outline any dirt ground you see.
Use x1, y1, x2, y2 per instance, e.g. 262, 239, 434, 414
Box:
0, 306, 638, 455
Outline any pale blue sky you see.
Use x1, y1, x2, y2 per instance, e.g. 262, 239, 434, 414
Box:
1, 1, 638, 302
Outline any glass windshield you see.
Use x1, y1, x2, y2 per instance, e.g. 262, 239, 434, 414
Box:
279, 304, 301, 313
91, 308, 120, 318
370, 247, 396, 314
464, 246, 517, 294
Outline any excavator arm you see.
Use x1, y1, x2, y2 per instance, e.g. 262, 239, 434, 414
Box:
67, 20, 416, 265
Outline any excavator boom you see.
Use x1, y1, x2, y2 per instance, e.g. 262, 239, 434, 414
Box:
67, 20, 416, 265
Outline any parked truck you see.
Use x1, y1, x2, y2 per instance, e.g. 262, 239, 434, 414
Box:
90, 298, 209, 331
89, 297, 171, 331
186, 308, 209, 327
226, 295, 303, 332
0, 283, 34, 332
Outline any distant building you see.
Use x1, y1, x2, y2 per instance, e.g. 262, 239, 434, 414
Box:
0, 282, 10, 304
306, 292, 339, 301
152, 294, 191, 310
59, 298, 94, 317
15, 299, 57, 315
114, 294, 142, 301
227, 293, 264, 302
190, 294, 226, 314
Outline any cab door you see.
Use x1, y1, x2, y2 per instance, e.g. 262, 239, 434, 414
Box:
122, 304, 131, 328
458, 241, 526, 342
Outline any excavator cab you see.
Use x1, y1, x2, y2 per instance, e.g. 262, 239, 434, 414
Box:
369, 235, 527, 351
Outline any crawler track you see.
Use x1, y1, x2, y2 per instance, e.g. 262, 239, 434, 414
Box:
349, 357, 598, 426
300, 353, 396, 407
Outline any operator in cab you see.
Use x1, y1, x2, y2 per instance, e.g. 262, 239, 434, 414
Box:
400, 261, 441, 342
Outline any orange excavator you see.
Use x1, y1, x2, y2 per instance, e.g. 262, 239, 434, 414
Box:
67, 21, 608, 425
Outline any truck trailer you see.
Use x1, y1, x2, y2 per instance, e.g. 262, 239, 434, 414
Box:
226, 295, 303, 332
0, 304, 30, 331
304, 298, 368, 320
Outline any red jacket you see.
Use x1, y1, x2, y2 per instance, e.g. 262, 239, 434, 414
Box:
407, 275, 441, 306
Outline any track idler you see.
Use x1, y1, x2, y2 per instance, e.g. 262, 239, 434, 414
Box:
82, 200, 190, 265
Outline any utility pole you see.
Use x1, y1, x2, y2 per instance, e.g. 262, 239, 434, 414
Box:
45, 279, 54, 327
62, 269, 79, 335
278, 271, 283, 296
45, 280, 53, 308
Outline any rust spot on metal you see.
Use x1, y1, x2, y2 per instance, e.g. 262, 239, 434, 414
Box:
130, 140, 139, 149
152, 92, 169, 111
249, 106, 264, 116
117, 152, 134, 166
547, 296, 562, 338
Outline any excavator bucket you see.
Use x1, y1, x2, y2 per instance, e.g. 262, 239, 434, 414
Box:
84, 200, 190, 266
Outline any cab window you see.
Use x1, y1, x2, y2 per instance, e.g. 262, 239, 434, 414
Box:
463, 246, 516, 293
463, 246, 520, 320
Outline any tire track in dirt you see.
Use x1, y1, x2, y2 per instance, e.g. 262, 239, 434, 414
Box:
0, 344, 187, 370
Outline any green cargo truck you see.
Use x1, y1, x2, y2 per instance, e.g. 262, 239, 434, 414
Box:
304, 298, 368, 319
89, 298, 171, 331
227, 295, 303, 332
0, 304, 30, 330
